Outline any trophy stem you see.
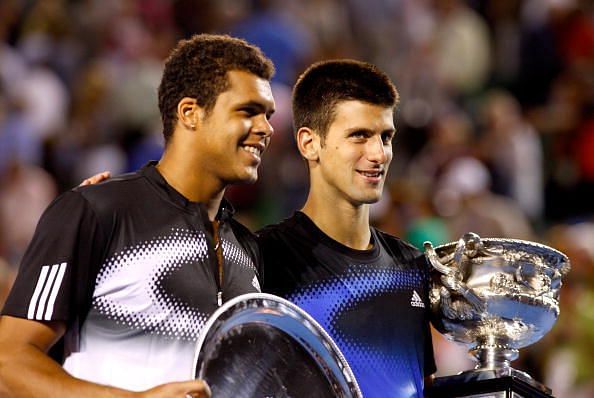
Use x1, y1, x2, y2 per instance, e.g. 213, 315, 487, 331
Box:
471, 335, 518, 371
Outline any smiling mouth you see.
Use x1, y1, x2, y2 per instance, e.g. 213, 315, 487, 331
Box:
241, 145, 263, 159
358, 170, 384, 179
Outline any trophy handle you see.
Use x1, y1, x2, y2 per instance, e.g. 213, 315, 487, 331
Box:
424, 241, 455, 275
425, 235, 485, 315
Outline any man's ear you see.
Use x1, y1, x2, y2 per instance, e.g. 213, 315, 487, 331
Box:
177, 97, 204, 130
296, 127, 320, 162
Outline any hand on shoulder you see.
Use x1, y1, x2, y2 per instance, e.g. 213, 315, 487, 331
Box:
79, 171, 111, 186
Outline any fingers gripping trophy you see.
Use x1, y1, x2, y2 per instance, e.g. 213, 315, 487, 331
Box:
423, 232, 571, 398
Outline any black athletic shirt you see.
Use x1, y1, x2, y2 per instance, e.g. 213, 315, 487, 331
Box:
2, 162, 262, 390
257, 212, 436, 398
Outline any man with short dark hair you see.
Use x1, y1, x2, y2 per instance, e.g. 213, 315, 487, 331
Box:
257, 60, 435, 398
0, 34, 275, 397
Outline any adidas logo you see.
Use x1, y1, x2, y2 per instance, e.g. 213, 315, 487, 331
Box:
410, 290, 425, 308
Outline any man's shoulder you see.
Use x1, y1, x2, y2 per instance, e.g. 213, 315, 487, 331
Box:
72, 170, 147, 208
256, 213, 302, 243
256, 214, 317, 264
74, 170, 144, 195
373, 228, 424, 261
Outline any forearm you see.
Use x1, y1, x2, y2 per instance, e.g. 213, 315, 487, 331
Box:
0, 344, 136, 398
0, 343, 210, 398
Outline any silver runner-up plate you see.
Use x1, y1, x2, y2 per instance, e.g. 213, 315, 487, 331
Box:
192, 293, 362, 398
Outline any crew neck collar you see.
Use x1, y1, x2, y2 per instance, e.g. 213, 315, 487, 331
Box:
294, 211, 380, 260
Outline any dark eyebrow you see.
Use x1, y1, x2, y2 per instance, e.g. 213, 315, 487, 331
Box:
236, 101, 275, 116
345, 127, 396, 135
346, 127, 373, 135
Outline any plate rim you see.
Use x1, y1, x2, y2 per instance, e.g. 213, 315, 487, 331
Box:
190, 292, 361, 397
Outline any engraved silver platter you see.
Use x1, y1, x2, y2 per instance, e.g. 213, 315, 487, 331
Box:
192, 293, 361, 398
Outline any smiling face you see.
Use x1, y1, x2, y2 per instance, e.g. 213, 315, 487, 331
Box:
308, 100, 395, 206
196, 70, 275, 185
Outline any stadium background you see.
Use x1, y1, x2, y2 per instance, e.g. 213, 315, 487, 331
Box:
0, 0, 593, 396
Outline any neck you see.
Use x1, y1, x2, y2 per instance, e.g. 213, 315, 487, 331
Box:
301, 193, 372, 250
157, 148, 225, 221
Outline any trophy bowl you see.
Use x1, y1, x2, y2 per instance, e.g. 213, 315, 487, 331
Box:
424, 232, 571, 394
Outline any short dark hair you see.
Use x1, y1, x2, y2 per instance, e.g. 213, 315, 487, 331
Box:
158, 34, 275, 143
292, 60, 399, 140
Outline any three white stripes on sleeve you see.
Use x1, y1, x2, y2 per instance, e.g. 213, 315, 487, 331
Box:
27, 262, 67, 320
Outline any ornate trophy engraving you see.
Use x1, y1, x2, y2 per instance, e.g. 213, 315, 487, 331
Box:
424, 232, 571, 398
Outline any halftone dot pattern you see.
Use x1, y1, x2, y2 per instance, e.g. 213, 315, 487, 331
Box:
287, 264, 426, 397
93, 228, 211, 341
221, 238, 256, 272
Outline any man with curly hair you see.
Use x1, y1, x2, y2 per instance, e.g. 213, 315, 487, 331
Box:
0, 34, 275, 397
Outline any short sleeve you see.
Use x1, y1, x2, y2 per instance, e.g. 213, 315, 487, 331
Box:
2, 190, 106, 327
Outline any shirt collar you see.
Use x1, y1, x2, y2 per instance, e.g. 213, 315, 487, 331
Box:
141, 161, 235, 221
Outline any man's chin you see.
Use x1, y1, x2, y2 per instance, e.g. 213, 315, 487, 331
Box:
361, 197, 381, 205
234, 172, 258, 185
354, 191, 383, 205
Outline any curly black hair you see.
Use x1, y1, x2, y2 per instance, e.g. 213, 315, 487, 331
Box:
158, 34, 275, 143
292, 60, 398, 141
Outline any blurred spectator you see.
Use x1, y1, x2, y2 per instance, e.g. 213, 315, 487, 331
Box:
433, 156, 535, 240
542, 221, 594, 398
574, 115, 594, 184
483, 0, 523, 88
406, 107, 474, 191
231, 0, 315, 85
477, 89, 544, 221
432, 0, 491, 96
284, 0, 358, 59
531, 70, 594, 222
0, 161, 57, 267
552, 0, 594, 75
0, 87, 42, 174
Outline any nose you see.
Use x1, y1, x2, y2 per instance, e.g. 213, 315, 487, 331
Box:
367, 135, 390, 164
253, 114, 274, 138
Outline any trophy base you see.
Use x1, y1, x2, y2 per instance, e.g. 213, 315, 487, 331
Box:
425, 368, 553, 398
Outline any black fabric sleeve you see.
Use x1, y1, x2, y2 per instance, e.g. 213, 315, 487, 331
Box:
255, 227, 294, 296
229, 218, 264, 286
2, 190, 106, 332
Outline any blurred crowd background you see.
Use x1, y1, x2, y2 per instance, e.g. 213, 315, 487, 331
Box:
1, 0, 593, 396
